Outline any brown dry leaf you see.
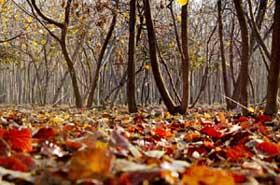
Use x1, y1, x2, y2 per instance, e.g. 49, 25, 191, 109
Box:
68, 147, 115, 181
182, 165, 235, 185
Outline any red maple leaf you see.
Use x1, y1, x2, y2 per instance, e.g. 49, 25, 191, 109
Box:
0, 156, 28, 172
201, 126, 223, 139
226, 144, 252, 161
33, 127, 56, 140
3, 128, 32, 152
256, 141, 280, 156
257, 115, 272, 123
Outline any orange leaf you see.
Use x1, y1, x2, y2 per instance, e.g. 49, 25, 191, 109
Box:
154, 127, 172, 138
256, 141, 280, 155
182, 165, 235, 185
226, 144, 252, 161
201, 126, 223, 139
68, 147, 115, 180
4, 128, 32, 152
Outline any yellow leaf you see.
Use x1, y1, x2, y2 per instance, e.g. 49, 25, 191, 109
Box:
177, 0, 189, 6
69, 147, 115, 180
182, 165, 235, 185
0, 0, 6, 4
248, 107, 255, 113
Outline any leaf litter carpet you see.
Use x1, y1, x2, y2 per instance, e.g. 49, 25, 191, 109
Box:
0, 106, 279, 185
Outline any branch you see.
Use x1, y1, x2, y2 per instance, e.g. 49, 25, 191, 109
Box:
29, 0, 64, 28
0, 33, 22, 44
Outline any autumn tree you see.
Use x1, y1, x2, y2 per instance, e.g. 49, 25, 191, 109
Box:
28, 0, 83, 107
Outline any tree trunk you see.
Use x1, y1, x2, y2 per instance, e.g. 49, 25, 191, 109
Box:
265, 1, 280, 115
127, 0, 138, 113
180, 4, 190, 114
217, 0, 230, 109
231, 0, 250, 114
143, 0, 179, 114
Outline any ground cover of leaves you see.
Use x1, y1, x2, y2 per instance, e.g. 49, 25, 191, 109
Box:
0, 106, 279, 185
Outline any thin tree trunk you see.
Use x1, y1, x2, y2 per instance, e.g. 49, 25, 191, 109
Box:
180, 4, 190, 114
127, 0, 138, 113
87, 13, 117, 108
217, 0, 230, 109
143, 0, 179, 114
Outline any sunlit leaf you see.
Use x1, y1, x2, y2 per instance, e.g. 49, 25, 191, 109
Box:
182, 165, 235, 185
68, 147, 115, 180
177, 0, 189, 6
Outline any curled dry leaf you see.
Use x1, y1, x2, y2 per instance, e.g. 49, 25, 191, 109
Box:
68, 147, 115, 181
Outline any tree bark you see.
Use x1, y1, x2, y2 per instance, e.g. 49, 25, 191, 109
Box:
265, 1, 280, 115
180, 4, 190, 114
217, 0, 230, 109
143, 0, 179, 114
231, 0, 250, 114
127, 0, 138, 113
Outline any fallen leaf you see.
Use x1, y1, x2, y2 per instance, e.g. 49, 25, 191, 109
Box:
0, 138, 11, 156
33, 127, 57, 140
226, 144, 252, 161
68, 147, 115, 180
256, 141, 280, 156
201, 126, 223, 139
182, 165, 235, 185
154, 127, 172, 138
0, 156, 28, 172
3, 128, 32, 152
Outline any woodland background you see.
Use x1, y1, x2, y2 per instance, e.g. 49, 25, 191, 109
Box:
0, 0, 279, 115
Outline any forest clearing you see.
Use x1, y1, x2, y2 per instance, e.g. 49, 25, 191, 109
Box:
0, 0, 280, 184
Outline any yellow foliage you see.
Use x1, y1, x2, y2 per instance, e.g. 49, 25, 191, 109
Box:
177, 0, 189, 6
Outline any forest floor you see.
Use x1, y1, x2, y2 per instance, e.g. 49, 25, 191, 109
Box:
0, 105, 279, 185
